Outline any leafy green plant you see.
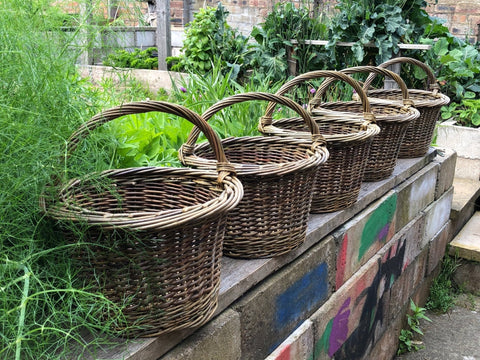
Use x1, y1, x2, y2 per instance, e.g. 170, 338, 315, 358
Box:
426, 254, 461, 313
397, 299, 432, 355
103, 47, 158, 69
167, 3, 249, 81
440, 92, 480, 128
249, 1, 329, 82
327, 0, 432, 67
420, 30, 480, 102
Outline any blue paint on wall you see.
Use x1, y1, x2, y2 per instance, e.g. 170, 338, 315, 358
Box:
275, 262, 329, 330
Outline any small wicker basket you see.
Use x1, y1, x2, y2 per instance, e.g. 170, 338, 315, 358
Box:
311, 66, 420, 181
362, 57, 450, 158
179, 92, 329, 259
41, 101, 243, 337
258, 70, 380, 213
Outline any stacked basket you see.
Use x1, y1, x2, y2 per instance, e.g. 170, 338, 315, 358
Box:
362, 57, 450, 158
310, 66, 420, 181
42, 101, 243, 337
258, 70, 380, 213
179, 92, 329, 258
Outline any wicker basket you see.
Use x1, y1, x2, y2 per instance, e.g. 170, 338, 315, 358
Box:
179, 92, 329, 259
311, 66, 420, 181
259, 70, 380, 213
362, 57, 450, 158
41, 101, 243, 337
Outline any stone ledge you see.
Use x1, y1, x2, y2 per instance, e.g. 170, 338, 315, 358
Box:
449, 211, 480, 262
450, 177, 480, 237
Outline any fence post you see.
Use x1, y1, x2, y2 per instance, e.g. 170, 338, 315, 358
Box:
79, 0, 94, 65
157, 0, 171, 70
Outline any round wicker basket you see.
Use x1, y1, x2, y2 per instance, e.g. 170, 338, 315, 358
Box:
179, 92, 329, 258
311, 66, 420, 181
259, 70, 380, 212
362, 57, 450, 158
41, 101, 243, 337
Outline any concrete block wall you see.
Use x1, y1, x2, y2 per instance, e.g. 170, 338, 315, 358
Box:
264, 150, 455, 360
130, 149, 454, 360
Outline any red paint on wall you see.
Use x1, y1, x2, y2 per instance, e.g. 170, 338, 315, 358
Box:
275, 344, 291, 360
336, 233, 349, 289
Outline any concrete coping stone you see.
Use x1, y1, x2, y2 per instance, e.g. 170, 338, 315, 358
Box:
450, 211, 480, 262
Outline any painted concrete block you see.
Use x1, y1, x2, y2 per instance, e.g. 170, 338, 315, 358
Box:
388, 248, 428, 321
395, 163, 437, 230
265, 320, 314, 360
311, 242, 409, 360
432, 147, 457, 200
233, 237, 336, 360
423, 187, 454, 243
399, 214, 425, 270
334, 191, 397, 289
362, 310, 404, 360
427, 221, 451, 275
159, 309, 241, 360
310, 258, 379, 360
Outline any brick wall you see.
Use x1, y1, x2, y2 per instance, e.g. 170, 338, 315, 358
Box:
171, 0, 479, 41
426, 0, 480, 42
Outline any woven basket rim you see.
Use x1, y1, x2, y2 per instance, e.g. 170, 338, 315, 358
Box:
311, 101, 420, 123
43, 166, 243, 230
366, 88, 450, 108
261, 116, 380, 144
181, 135, 329, 176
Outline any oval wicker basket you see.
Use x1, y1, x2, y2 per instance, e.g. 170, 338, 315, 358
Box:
362, 57, 450, 158
41, 101, 243, 337
259, 70, 380, 213
311, 66, 420, 182
179, 92, 329, 259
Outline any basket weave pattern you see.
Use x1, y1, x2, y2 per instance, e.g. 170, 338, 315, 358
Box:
363, 57, 450, 158
180, 92, 329, 258
43, 101, 243, 337
312, 66, 419, 182
259, 70, 380, 212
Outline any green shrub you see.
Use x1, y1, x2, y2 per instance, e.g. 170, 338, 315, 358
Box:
249, 1, 329, 82
167, 3, 249, 81
327, 0, 431, 67
103, 47, 158, 69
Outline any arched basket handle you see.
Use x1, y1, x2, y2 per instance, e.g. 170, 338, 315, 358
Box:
362, 57, 440, 94
180, 92, 326, 159
260, 70, 375, 131
67, 101, 235, 181
317, 65, 414, 107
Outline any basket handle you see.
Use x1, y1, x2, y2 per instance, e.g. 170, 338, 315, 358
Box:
180, 92, 326, 158
67, 101, 235, 180
321, 65, 414, 107
260, 70, 375, 131
362, 57, 440, 94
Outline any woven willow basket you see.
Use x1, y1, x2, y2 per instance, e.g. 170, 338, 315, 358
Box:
311, 66, 420, 182
259, 70, 380, 213
41, 101, 243, 337
362, 57, 450, 158
179, 92, 329, 259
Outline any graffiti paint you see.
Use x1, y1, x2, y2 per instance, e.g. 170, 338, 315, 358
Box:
358, 193, 397, 261
316, 238, 407, 359
275, 262, 329, 331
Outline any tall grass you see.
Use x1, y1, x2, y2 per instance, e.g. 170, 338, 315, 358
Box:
0, 1, 137, 359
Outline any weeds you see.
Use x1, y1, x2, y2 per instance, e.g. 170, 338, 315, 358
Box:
397, 299, 432, 355
426, 253, 460, 313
